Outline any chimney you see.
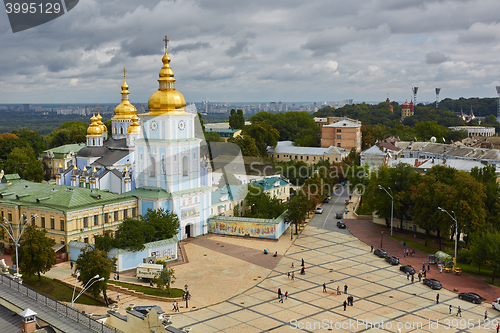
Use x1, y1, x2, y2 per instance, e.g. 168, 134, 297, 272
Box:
19, 308, 37, 332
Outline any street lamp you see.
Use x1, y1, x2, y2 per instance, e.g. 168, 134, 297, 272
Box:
71, 274, 104, 307
437, 207, 458, 268
184, 284, 189, 308
1, 214, 38, 281
381, 231, 383, 248
378, 185, 393, 236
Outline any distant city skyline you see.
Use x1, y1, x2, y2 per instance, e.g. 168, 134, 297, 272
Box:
2, 1, 500, 103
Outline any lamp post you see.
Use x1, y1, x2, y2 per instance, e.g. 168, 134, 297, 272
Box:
378, 185, 393, 236
1, 214, 38, 280
381, 231, 383, 248
184, 284, 189, 308
437, 207, 458, 268
71, 274, 103, 307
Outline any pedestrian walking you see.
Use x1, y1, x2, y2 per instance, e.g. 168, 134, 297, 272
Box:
291, 262, 294, 268
456, 306, 461, 317
337, 286, 340, 295
172, 301, 177, 311
418, 272, 422, 282
301, 258, 304, 267
411, 274, 414, 284
323, 283, 327, 292
496, 323, 499, 333
484, 310, 487, 321
114, 274, 117, 280
403, 249, 406, 257
287, 272, 290, 279
422, 262, 425, 271
291, 272, 295, 280
344, 284, 348, 294
279, 294, 284, 303
406, 271, 410, 280
285, 291, 288, 300
278, 288, 281, 299
70, 261, 73, 270
150, 280, 154, 287
403, 242, 406, 250
116, 292, 120, 301
370, 245, 373, 252
343, 300, 347, 311
449, 304, 452, 314
436, 294, 439, 304
423, 269, 427, 277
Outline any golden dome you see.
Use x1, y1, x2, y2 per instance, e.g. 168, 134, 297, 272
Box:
147, 40, 186, 115
87, 113, 103, 137
127, 114, 141, 135
112, 68, 137, 120
95, 110, 107, 133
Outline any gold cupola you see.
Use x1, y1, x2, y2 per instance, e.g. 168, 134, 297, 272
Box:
86, 113, 103, 137
147, 37, 186, 114
127, 114, 141, 135
95, 107, 107, 133
112, 68, 137, 120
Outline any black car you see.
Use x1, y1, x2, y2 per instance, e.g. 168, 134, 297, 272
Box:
385, 256, 399, 265
323, 198, 330, 203
336, 213, 342, 219
337, 221, 346, 229
423, 278, 442, 290
459, 292, 483, 304
374, 249, 387, 258
399, 265, 416, 275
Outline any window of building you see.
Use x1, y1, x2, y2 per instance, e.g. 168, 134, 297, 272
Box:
123, 209, 128, 219
83, 217, 88, 228
60, 220, 65, 231
132, 207, 136, 217
337, 142, 341, 147
41, 217, 45, 228
119, 127, 124, 135
104, 214, 109, 224
182, 156, 188, 177
61, 240, 65, 245
337, 129, 341, 132
113, 127, 117, 134
50, 218, 55, 229
149, 156, 156, 177
84, 237, 89, 243
31, 214, 35, 226
94, 215, 98, 226
0, 210, 3, 219
8, 213, 12, 222
306, 156, 309, 160
337, 135, 341, 139
114, 211, 118, 221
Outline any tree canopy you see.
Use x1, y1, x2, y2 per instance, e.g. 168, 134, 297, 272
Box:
229, 109, 245, 129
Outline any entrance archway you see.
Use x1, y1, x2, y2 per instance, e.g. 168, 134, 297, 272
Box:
185, 224, 193, 238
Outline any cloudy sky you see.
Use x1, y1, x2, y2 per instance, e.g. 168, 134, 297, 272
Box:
1, 0, 500, 104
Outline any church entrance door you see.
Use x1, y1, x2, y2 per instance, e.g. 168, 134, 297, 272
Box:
185, 224, 192, 238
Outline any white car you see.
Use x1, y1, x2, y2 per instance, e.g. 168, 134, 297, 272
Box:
315, 207, 323, 214
493, 297, 500, 311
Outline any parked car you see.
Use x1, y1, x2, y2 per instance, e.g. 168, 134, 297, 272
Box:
423, 278, 442, 290
492, 297, 500, 311
323, 198, 330, 203
458, 292, 483, 304
337, 221, 346, 229
385, 256, 399, 265
374, 249, 387, 258
315, 207, 323, 214
336, 212, 342, 219
399, 265, 416, 275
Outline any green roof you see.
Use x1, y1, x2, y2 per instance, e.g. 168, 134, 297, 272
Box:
123, 185, 213, 200
3, 174, 20, 181
69, 236, 178, 254
0, 180, 135, 212
42, 143, 86, 155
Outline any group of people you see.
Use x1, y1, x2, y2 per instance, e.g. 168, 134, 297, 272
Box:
113, 273, 120, 280
342, 296, 354, 310
287, 271, 295, 280
403, 249, 415, 257
277, 288, 288, 303
171, 301, 180, 312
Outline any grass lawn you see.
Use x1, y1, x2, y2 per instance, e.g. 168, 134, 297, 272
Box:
22, 275, 105, 306
108, 280, 184, 298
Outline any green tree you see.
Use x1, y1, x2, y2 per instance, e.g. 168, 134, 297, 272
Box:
243, 184, 286, 219
228, 135, 260, 157
4, 146, 44, 182
229, 109, 245, 129
242, 123, 279, 157
114, 218, 148, 251
284, 192, 310, 234
142, 208, 180, 242
14, 225, 56, 280
46, 121, 88, 148
468, 231, 489, 273
470, 165, 500, 226
75, 246, 116, 304
94, 233, 115, 253
153, 262, 176, 295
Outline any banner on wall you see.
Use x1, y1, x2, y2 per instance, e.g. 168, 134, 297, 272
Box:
209, 220, 277, 239
150, 247, 176, 261
181, 206, 199, 220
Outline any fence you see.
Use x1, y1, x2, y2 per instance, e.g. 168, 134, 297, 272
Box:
0, 274, 122, 333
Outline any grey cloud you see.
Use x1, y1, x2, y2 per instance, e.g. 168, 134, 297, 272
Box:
170, 42, 210, 53
226, 39, 249, 57
426, 52, 450, 64
458, 22, 500, 43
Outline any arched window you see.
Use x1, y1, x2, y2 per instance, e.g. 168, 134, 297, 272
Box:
119, 127, 124, 135
113, 126, 117, 134
149, 156, 156, 177
92, 138, 95, 146
182, 156, 188, 177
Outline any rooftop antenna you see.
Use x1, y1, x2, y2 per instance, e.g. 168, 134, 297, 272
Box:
412, 87, 418, 107
435, 88, 441, 108
496, 86, 500, 122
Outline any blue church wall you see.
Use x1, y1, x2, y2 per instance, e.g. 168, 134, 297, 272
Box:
63, 171, 72, 185
76, 159, 87, 169
141, 200, 154, 215
160, 200, 170, 211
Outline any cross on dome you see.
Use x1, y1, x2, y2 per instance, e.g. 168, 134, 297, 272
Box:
163, 35, 169, 49
122, 67, 127, 78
